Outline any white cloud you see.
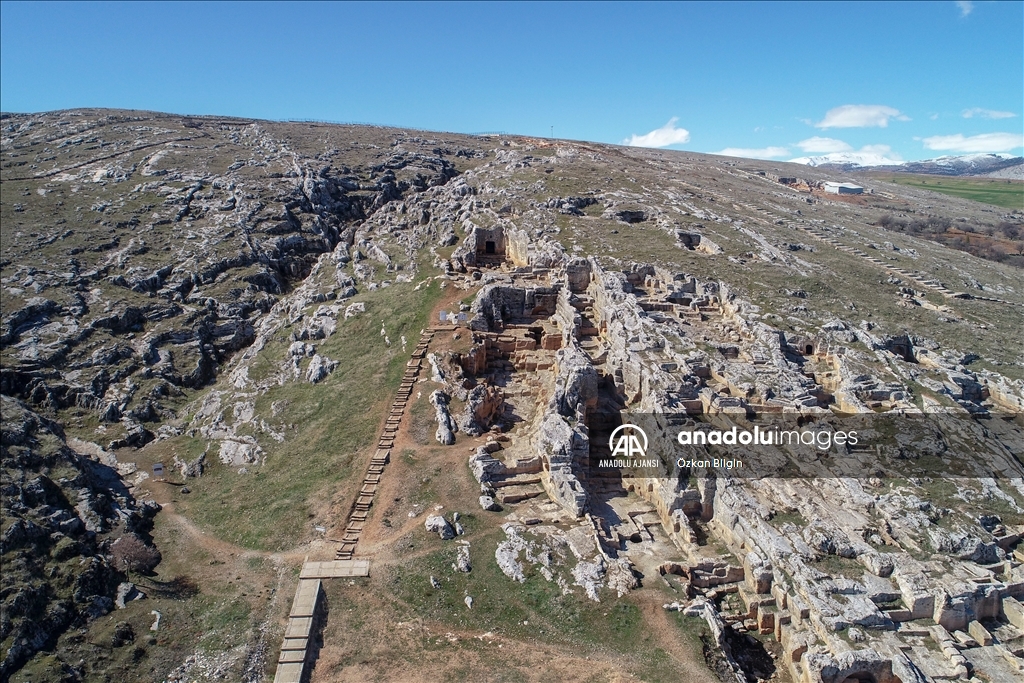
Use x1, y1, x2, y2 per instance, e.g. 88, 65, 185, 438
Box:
962, 107, 1017, 119
796, 136, 852, 154
715, 147, 790, 160
622, 117, 690, 148
922, 132, 1024, 153
929, 113, 939, 120
956, 1, 973, 17
815, 104, 909, 129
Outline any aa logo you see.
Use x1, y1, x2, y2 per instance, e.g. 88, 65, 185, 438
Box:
609, 424, 648, 458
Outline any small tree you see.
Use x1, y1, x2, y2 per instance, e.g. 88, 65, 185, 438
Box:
110, 533, 161, 579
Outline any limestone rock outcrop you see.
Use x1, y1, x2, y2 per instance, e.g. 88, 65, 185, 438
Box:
429, 390, 458, 445
424, 514, 455, 540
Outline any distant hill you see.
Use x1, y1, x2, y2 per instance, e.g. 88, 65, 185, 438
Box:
982, 162, 1024, 179
790, 152, 1023, 177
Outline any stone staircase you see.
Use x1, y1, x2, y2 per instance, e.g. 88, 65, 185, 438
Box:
335, 329, 433, 560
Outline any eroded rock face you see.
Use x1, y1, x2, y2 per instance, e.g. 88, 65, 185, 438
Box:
531, 341, 596, 518
114, 581, 145, 609
174, 451, 206, 478
495, 524, 528, 583
1, 112, 472, 457
217, 437, 261, 466
305, 353, 338, 383
535, 413, 588, 517
469, 446, 505, 482
0, 395, 159, 678
444, 236, 1023, 679
571, 557, 606, 602
553, 344, 598, 415
457, 384, 503, 436
453, 544, 471, 573
605, 559, 639, 597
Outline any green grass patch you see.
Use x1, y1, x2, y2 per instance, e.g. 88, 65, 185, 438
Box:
172, 278, 445, 551
809, 553, 863, 578
366, 528, 701, 681
197, 598, 252, 651
319, 532, 704, 679
770, 509, 807, 528
877, 174, 1024, 210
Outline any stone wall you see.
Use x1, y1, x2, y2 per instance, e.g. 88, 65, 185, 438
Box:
474, 224, 506, 256
565, 257, 592, 293
470, 284, 526, 331
535, 411, 588, 517
553, 286, 581, 345
506, 226, 532, 267
469, 283, 562, 332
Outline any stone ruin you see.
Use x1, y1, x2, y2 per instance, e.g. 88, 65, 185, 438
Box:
422, 221, 1024, 682
675, 229, 723, 254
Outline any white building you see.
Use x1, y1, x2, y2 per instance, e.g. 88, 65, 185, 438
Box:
823, 181, 863, 195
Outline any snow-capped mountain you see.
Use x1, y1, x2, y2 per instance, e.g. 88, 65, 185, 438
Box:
903, 153, 1019, 175
789, 152, 1022, 176
788, 150, 904, 167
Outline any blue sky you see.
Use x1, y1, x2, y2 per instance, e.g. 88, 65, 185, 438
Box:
1, 1, 1021, 163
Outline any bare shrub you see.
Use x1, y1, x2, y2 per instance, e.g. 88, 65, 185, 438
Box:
110, 533, 161, 577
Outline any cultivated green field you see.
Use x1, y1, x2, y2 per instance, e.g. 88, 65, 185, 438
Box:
873, 173, 1024, 210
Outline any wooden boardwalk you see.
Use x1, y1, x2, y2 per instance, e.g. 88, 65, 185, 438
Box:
273, 329, 435, 682
335, 329, 433, 560
301, 559, 371, 579
272, 578, 324, 683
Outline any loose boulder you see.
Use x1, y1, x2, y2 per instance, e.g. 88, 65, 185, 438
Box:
425, 514, 455, 540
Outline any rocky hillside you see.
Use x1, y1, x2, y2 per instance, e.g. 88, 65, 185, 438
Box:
2, 109, 1023, 681
1, 395, 159, 679
1, 109, 490, 680
3, 110, 1021, 453
1, 111, 476, 449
